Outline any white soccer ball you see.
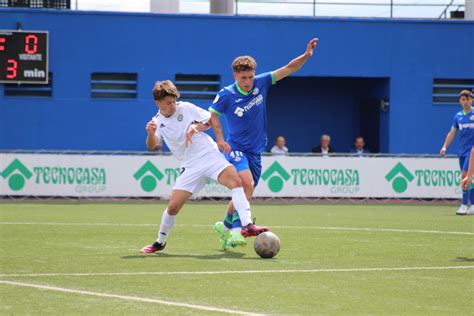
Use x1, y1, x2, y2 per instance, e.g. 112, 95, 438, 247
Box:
254, 231, 280, 259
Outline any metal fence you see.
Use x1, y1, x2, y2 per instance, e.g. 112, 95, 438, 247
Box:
0, 0, 70, 9
5, 0, 464, 20
233, 0, 466, 19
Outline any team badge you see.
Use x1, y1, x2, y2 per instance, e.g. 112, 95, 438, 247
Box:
470, 115, 474, 121
253, 88, 259, 95
234, 107, 244, 117
177, 114, 183, 121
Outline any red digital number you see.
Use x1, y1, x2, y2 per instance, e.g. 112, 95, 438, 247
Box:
25, 34, 38, 54
6, 59, 18, 79
0, 37, 5, 51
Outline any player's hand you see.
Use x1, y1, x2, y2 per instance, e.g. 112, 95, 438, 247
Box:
217, 140, 231, 154
440, 147, 446, 157
146, 120, 157, 134
461, 175, 472, 190
185, 125, 198, 146
305, 38, 318, 57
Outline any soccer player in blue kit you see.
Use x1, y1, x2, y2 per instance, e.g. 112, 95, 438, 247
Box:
210, 38, 318, 249
440, 90, 474, 215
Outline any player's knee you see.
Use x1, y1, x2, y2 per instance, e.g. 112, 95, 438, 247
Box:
167, 204, 181, 215
227, 176, 242, 189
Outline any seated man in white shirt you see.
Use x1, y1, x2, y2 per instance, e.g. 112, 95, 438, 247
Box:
270, 136, 289, 156
140, 80, 268, 253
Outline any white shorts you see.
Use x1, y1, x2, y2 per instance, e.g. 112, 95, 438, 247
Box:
174, 150, 232, 194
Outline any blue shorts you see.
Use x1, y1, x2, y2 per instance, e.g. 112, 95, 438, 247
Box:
459, 153, 470, 172
224, 150, 262, 187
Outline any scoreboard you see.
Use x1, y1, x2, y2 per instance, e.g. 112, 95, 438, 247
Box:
0, 30, 48, 84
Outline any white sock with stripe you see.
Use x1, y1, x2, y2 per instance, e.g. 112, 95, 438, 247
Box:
157, 208, 176, 244
231, 187, 252, 226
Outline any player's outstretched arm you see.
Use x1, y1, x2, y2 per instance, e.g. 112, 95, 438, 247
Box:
440, 128, 456, 157
209, 113, 231, 153
273, 38, 318, 82
461, 148, 474, 189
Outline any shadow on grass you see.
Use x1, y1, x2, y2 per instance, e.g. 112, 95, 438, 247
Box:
453, 257, 474, 262
121, 250, 265, 261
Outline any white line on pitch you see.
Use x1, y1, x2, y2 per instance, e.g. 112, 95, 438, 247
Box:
1, 266, 473, 278
0, 280, 264, 316
1, 221, 473, 235
271, 226, 474, 235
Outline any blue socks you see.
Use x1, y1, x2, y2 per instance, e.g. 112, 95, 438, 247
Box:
232, 210, 242, 229
223, 211, 233, 230
462, 189, 469, 206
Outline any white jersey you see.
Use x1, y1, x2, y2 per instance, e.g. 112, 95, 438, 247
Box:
153, 102, 218, 166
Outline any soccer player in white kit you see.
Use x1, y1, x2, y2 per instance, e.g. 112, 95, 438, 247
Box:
140, 80, 268, 253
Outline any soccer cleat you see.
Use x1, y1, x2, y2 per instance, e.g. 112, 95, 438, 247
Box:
225, 230, 247, 249
214, 222, 230, 250
140, 241, 166, 253
456, 205, 468, 216
467, 206, 474, 215
241, 223, 268, 237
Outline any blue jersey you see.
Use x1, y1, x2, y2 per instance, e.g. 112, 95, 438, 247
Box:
452, 110, 474, 157
209, 72, 276, 154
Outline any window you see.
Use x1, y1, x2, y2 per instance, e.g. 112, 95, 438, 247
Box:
433, 79, 474, 104
175, 74, 220, 99
91, 73, 137, 99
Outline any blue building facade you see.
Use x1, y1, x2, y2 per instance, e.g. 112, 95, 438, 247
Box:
0, 8, 473, 153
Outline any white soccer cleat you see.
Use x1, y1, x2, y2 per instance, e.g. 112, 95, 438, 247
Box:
456, 205, 468, 215
466, 206, 474, 215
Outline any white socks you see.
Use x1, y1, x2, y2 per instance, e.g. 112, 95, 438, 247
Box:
231, 187, 252, 226
157, 209, 176, 244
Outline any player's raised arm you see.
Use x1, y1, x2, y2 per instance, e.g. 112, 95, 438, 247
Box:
145, 119, 162, 151
273, 38, 318, 82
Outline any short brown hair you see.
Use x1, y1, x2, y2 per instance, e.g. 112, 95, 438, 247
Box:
232, 56, 257, 73
152, 80, 180, 101
459, 90, 473, 99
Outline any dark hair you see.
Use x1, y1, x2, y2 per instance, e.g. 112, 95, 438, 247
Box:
459, 90, 473, 99
152, 80, 180, 101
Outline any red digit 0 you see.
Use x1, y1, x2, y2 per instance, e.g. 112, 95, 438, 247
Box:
25, 34, 38, 54
6, 59, 18, 79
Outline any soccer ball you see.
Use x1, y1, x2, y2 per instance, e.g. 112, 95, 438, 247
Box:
254, 231, 280, 258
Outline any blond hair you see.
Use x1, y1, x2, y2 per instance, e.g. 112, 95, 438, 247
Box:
152, 80, 180, 101
232, 56, 257, 73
